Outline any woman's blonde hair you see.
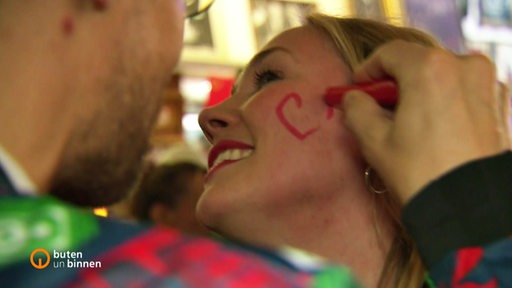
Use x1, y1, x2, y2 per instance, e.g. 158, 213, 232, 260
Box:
305, 13, 441, 288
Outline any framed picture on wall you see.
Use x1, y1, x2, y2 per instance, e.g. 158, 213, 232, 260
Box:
479, 0, 511, 27
250, 0, 317, 49
461, 0, 512, 44
354, 0, 384, 20
184, 13, 214, 49
181, 10, 220, 64
180, 1, 257, 68
404, 0, 466, 53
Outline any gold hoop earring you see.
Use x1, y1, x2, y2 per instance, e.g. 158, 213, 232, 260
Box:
364, 167, 387, 194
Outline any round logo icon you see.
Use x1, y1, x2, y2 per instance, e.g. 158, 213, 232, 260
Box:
30, 248, 50, 269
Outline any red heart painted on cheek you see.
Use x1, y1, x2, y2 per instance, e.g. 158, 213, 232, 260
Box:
275, 92, 320, 140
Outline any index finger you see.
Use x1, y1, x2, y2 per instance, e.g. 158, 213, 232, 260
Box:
352, 40, 432, 84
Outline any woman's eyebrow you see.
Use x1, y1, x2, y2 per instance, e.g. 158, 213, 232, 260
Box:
231, 47, 294, 95
247, 46, 293, 68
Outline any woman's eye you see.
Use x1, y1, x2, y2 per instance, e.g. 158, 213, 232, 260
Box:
254, 69, 281, 89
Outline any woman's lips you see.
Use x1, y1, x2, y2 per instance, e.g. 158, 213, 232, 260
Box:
208, 140, 254, 169
205, 140, 254, 180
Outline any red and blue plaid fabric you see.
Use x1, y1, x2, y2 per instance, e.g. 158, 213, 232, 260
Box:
0, 165, 358, 288
430, 236, 512, 288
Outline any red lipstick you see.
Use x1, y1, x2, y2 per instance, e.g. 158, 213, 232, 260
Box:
324, 80, 398, 108
207, 140, 254, 169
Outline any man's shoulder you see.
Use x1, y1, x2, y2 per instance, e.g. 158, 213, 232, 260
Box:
0, 196, 358, 287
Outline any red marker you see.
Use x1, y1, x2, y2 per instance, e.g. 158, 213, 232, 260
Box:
324, 80, 398, 108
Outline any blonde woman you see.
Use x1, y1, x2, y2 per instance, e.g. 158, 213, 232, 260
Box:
198, 14, 450, 288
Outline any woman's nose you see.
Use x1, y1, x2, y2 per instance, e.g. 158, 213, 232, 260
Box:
198, 104, 236, 144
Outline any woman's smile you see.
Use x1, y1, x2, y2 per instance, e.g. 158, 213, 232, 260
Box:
206, 140, 254, 180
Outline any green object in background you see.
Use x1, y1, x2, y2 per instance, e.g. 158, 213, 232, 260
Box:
424, 273, 437, 288
0, 196, 99, 266
312, 266, 361, 288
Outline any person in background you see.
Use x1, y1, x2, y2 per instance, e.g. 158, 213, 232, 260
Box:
198, 13, 512, 287
130, 145, 210, 236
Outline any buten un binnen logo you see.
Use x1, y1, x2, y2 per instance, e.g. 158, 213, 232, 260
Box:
29, 248, 102, 269
30, 248, 51, 269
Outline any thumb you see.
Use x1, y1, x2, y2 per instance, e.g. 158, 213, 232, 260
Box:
343, 90, 392, 159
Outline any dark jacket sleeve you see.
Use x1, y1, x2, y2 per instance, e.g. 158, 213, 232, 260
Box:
402, 151, 512, 286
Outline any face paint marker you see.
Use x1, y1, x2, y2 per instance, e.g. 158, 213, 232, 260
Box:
324, 80, 398, 108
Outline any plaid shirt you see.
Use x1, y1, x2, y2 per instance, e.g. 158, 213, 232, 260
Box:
0, 167, 357, 288
2, 152, 512, 287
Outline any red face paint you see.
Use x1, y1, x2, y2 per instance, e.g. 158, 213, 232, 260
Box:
62, 16, 74, 36
326, 106, 334, 120
276, 93, 319, 140
324, 80, 398, 108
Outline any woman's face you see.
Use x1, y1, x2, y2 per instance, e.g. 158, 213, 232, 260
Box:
198, 26, 371, 245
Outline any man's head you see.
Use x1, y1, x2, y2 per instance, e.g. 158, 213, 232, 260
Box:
0, 0, 189, 206
50, 1, 187, 207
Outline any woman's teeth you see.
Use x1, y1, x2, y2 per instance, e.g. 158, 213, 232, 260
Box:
212, 149, 253, 168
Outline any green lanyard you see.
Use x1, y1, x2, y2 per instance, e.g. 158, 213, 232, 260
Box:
0, 196, 99, 266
